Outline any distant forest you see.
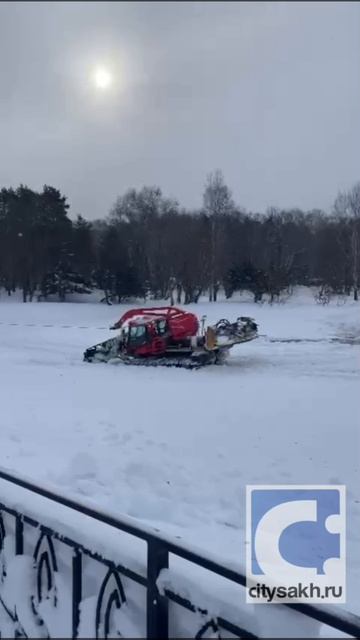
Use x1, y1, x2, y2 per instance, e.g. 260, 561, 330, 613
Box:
0, 172, 359, 304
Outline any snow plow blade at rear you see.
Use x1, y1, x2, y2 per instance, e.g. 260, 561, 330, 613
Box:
211, 317, 258, 347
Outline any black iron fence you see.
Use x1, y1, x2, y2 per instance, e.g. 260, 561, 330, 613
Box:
0, 467, 359, 638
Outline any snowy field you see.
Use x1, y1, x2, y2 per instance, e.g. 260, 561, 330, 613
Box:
0, 288, 359, 627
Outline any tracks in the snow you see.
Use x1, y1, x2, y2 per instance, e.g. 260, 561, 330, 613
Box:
0, 322, 108, 329
260, 335, 360, 346
0, 322, 359, 345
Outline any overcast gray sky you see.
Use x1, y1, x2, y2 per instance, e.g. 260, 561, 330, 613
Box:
0, 1, 359, 218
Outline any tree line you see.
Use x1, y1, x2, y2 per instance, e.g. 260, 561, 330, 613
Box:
0, 172, 359, 304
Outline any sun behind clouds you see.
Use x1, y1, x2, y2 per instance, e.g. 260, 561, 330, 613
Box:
93, 66, 113, 90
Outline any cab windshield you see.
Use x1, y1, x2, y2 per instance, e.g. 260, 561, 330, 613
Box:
128, 324, 148, 346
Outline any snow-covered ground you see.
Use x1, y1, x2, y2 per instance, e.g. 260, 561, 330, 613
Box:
0, 288, 359, 631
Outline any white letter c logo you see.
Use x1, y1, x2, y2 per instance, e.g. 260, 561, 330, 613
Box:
254, 500, 318, 580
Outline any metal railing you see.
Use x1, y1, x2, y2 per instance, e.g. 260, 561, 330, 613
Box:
0, 467, 359, 638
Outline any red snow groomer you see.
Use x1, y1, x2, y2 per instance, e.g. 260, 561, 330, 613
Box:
84, 306, 258, 369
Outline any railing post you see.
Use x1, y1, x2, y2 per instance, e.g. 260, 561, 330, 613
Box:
72, 550, 82, 639
146, 540, 169, 639
15, 516, 23, 555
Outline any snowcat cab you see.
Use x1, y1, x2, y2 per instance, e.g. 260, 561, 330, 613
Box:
123, 316, 170, 356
